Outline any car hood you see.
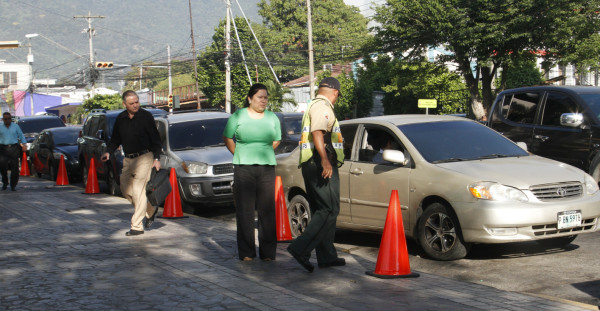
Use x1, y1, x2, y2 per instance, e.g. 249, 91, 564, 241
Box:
436, 155, 585, 188
55, 145, 79, 158
172, 146, 232, 165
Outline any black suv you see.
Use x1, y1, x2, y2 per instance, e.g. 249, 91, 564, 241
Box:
274, 112, 303, 154
77, 108, 167, 195
488, 86, 600, 183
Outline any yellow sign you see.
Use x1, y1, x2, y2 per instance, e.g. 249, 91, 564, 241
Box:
418, 99, 437, 109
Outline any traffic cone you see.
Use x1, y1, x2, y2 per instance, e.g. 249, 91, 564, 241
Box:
19, 151, 30, 176
84, 157, 100, 194
366, 190, 419, 279
55, 155, 69, 185
161, 167, 186, 218
275, 176, 293, 242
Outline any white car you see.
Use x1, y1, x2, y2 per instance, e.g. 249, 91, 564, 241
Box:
276, 115, 600, 260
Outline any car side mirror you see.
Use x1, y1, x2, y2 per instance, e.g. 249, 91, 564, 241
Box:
516, 142, 528, 151
382, 149, 407, 166
560, 113, 584, 128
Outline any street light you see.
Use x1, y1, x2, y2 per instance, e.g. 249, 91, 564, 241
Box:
25, 33, 38, 116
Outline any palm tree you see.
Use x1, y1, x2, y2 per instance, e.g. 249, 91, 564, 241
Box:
264, 80, 296, 112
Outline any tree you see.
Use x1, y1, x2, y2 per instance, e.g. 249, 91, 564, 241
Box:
380, 58, 467, 115
71, 93, 123, 124
264, 80, 296, 112
373, 0, 600, 119
257, 0, 371, 80
315, 71, 355, 119
497, 52, 543, 90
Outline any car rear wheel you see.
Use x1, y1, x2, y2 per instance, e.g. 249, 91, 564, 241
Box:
536, 235, 577, 248
417, 203, 470, 261
288, 194, 311, 238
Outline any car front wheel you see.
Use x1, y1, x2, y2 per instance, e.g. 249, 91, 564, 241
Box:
417, 203, 470, 261
288, 194, 311, 238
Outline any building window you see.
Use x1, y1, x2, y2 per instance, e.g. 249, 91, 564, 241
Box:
0, 72, 18, 87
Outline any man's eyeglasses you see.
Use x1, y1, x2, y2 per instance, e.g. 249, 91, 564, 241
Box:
3, 117, 12, 120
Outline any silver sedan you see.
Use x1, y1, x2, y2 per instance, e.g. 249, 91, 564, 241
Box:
276, 115, 600, 260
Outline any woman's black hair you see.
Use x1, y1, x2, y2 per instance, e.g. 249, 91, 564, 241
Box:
244, 83, 268, 108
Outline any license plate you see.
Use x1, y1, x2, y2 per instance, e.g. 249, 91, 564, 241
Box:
557, 210, 582, 229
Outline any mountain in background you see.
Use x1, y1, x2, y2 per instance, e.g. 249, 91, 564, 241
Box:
0, 0, 260, 84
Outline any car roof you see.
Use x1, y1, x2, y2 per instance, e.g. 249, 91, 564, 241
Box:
43, 126, 82, 133
340, 114, 472, 127
15, 115, 62, 121
498, 85, 600, 95
89, 108, 167, 117
157, 111, 231, 124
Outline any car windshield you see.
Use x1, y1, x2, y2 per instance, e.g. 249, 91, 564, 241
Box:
284, 116, 302, 135
399, 120, 529, 163
579, 94, 600, 120
18, 118, 65, 134
53, 129, 80, 146
169, 118, 228, 150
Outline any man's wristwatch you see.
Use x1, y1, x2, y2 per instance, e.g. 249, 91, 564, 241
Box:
154, 158, 159, 161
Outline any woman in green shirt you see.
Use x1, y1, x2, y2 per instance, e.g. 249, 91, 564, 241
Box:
223, 83, 282, 261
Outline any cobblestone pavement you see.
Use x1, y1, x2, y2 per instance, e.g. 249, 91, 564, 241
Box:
0, 177, 596, 311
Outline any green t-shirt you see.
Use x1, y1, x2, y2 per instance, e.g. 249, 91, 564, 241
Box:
223, 108, 282, 165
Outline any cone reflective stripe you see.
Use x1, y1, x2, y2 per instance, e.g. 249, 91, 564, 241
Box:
366, 190, 419, 279
19, 151, 30, 176
162, 167, 185, 218
275, 176, 293, 242
84, 157, 100, 194
55, 155, 69, 185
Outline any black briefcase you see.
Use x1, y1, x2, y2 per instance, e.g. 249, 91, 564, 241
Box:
146, 169, 172, 207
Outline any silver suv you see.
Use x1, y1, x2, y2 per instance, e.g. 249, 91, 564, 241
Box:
154, 111, 234, 210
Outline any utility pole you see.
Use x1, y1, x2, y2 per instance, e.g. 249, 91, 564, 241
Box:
188, 0, 201, 109
225, 0, 232, 113
306, 0, 315, 100
168, 45, 173, 113
74, 12, 104, 96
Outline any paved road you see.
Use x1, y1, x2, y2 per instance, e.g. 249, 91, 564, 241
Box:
0, 177, 597, 310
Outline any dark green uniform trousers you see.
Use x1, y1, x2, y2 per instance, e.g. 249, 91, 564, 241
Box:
287, 159, 340, 265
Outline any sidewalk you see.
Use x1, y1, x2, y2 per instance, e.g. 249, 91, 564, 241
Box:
0, 176, 595, 311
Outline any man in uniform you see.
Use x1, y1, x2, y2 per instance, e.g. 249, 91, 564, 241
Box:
0, 112, 27, 191
287, 77, 346, 272
101, 90, 161, 236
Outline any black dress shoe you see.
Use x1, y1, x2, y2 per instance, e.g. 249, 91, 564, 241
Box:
125, 229, 144, 236
287, 247, 314, 272
10, 187, 16, 191
2, 184, 7, 190
318, 257, 346, 268
145, 207, 158, 229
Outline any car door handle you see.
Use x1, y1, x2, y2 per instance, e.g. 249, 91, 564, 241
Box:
350, 168, 363, 175
534, 135, 549, 142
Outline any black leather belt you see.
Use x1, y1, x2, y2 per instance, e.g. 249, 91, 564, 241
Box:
125, 149, 150, 159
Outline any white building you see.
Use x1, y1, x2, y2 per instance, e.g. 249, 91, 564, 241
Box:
0, 60, 31, 93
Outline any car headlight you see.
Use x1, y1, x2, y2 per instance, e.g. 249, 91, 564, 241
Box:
468, 182, 528, 202
182, 161, 208, 174
53, 152, 67, 160
584, 173, 599, 195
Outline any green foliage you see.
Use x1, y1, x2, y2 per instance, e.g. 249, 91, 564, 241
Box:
257, 0, 371, 79
316, 71, 356, 119
373, 0, 600, 117
71, 94, 122, 124
354, 54, 394, 118
497, 52, 543, 90
380, 59, 468, 115
264, 80, 296, 112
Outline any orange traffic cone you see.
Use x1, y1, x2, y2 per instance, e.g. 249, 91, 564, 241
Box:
55, 155, 69, 185
366, 190, 419, 279
84, 157, 100, 194
161, 168, 186, 218
19, 151, 30, 176
275, 176, 293, 242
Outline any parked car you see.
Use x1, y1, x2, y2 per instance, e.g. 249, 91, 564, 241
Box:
488, 86, 600, 184
77, 108, 167, 195
154, 111, 234, 209
276, 115, 600, 260
274, 112, 303, 154
14, 114, 65, 153
29, 126, 83, 182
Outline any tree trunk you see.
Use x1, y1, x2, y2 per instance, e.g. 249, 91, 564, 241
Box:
457, 57, 485, 120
